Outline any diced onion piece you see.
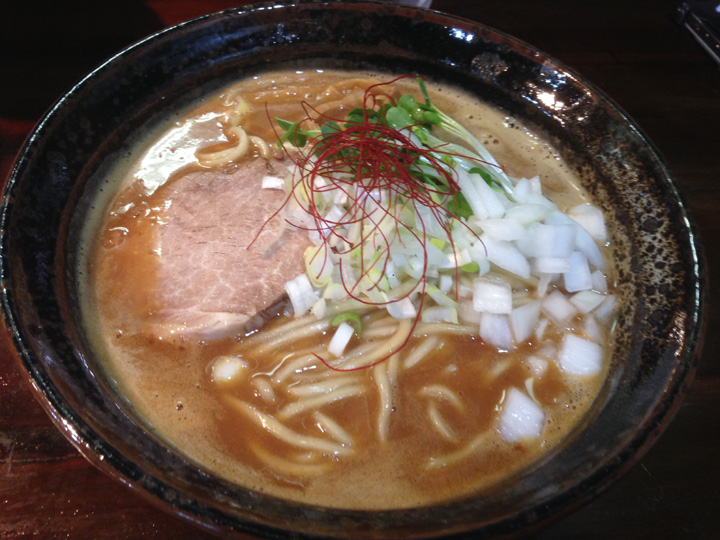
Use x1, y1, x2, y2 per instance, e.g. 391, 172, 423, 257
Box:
476, 175, 507, 219
529, 176, 542, 194
261, 175, 285, 190
563, 251, 593, 292
558, 333, 603, 375
594, 294, 617, 321
439, 274, 453, 293
568, 203, 607, 242
534, 257, 570, 274
386, 297, 417, 319
311, 298, 327, 319
473, 278, 512, 314
574, 226, 605, 269
477, 235, 531, 279
535, 317, 550, 340
541, 290, 578, 325
512, 178, 531, 203
509, 300, 541, 343
583, 315, 602, 342
570, 290, 606, 314
591, 270, 608, 293
498, 387, 545, 443
210, 355, 249, 383
455, 169, 488, 220
479, 313, 514, 350
480, 218, 527, 242
285, 273, 317, 316
504, 203, 551, 226
536, 273, 555, 297
328, 322, 355, 356
525, 355, 548, 377
527, 223, 576, 258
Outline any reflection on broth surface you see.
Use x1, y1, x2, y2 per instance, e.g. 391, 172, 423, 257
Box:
81, 69, 616, 509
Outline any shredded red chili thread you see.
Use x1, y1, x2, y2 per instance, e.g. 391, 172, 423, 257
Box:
251, 77, 488, 371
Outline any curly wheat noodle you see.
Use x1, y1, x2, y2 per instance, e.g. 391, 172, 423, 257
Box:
331, 318, 413, 371
314, 411, 354, 446
286, 375, 361, 397
252, 319, 331, 354
418, 384, 464, 411
196, 126, 249, 167
427, 401, 457, 442
373, 353, 398, 442
249, 135, 272, 159
225, 397, 350, 455
403, 335, 440, 370
426, 431, 493, 471
251, 376, 276, 403
249, 443, 332, 477
272, 354, 318, 384
277, 384, 366, 420
413, 322, 477, 336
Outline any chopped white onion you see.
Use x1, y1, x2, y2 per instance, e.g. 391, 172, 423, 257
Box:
536, 273, 556, 297
473, 278, 512, 314
526, 223, 576, 258
574, 226, 605, 269
439, 274, 453, 293
386, 297, 417, 319
509, 300, 541, 343
479, 218, 527, 241
563, 251, 592, 292
504, 203, 552, 225
534, 257, 570, 274
498, 387, 545, 443
570, 290, 606, 314
525, 355, 548, 377
473, 172, 507, 219
558, 333, 603, 375
328, 322, 355, 356
541, 290, 578, 325
285, 273, 318, 317
591, 269, 608, 293
568, 203, 607, 242
310, 298, 327, 319
583, 314, 602, 342
535, 317, 550, 340
479, 313, 514, 350
594, 294, 617, 321
477, 235, 531, 279
512, 178, 531, 203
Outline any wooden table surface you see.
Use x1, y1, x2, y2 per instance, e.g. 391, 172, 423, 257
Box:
1, 1, 718, 538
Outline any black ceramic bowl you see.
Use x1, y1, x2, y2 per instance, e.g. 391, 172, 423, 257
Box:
0, 1, 704, 538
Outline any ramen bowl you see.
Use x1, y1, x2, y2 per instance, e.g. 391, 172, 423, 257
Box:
0, 1, 704, 538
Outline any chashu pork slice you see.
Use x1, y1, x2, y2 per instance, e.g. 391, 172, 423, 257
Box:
147, 158, 311, 339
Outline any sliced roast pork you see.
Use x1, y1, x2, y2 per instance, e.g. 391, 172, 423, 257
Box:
147, 158, 311, 339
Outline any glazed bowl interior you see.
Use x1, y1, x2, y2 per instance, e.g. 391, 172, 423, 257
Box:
0, 1, 703, 538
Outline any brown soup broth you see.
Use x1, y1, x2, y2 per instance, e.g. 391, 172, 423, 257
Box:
81, 69, 614, 509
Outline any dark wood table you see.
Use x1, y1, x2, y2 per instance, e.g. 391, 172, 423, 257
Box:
1, 1, 718, 538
